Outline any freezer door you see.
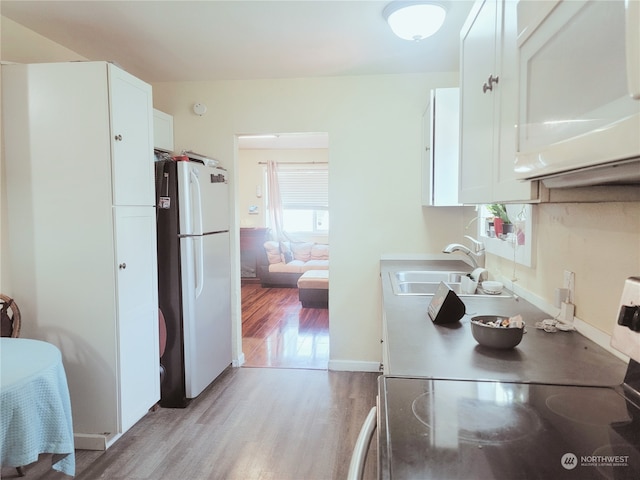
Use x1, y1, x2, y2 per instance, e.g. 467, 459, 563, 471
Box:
177, 161, 229, 235
180, 231, 231, 398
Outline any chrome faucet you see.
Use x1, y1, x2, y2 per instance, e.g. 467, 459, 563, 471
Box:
443, 235, 485, 268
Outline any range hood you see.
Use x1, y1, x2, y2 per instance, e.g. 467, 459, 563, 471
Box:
534, 157, 640, 189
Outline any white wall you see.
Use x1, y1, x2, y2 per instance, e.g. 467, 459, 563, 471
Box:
151, 74, 470, 369
0, 17, 89, 292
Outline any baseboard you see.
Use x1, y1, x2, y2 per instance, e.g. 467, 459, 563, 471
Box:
74, 433, 110, 451
232, 352, 245, 367
328, 360, 381, 372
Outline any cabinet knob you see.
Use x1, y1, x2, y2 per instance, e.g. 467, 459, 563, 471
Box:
114, 134, 123, 141
483, 75, 500, 93
119, 262, 127, 270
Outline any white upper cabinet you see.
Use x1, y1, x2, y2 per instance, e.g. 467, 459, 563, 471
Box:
515, 0, 640, 185
459, 0, 539, 204
153, 108, 175, 153
110, 66, 155, 206
422, 88, 461, 206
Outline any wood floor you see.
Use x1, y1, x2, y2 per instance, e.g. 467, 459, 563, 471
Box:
2, 286, 379, 479
241, 284, 329, 369
2, 368, 379, 480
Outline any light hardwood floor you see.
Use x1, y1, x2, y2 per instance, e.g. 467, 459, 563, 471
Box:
2, 368, 379, 480
4, 287, 378, 479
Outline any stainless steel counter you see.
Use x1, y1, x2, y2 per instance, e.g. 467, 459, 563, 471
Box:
380, 258, 627, 386
377, 258, 632, 480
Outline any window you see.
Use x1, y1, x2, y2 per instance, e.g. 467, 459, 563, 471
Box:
477, 204, 533, 267
269, 164, 329, 234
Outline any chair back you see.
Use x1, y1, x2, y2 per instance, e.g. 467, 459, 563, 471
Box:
0, 294, 21, 338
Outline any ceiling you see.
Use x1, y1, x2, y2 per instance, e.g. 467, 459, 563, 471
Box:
1, 0, 475, 83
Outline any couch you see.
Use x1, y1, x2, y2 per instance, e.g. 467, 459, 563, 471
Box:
258, 240, 329, 287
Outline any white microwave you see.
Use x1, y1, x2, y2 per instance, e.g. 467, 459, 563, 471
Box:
515, 0, 640, 188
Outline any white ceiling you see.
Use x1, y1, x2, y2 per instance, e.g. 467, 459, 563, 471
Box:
1, 0, 474, 83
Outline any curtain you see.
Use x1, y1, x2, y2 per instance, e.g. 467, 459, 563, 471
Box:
266, 160, 285, 241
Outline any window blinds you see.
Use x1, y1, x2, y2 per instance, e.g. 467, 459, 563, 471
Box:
277, 167, 328, 210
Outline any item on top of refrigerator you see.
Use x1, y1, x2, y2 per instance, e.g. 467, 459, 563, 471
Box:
181, 150, 220, 167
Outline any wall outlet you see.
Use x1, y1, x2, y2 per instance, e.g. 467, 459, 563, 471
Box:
555, 287, 569, 307
563, 270, 575, 303
559, 301, 575, 324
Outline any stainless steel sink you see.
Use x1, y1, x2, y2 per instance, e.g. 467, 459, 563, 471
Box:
393, 282, 459, 295
394, 271, 465, 283
389, 271, 512, 298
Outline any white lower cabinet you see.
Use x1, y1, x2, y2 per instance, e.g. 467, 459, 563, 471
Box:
114, 207, 160, 433
2, 61, 159, 449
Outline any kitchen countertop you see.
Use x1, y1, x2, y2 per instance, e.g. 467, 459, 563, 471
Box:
380, 258, 628, 386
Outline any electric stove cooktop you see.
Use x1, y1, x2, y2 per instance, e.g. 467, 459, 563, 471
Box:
379, 374, 640, 479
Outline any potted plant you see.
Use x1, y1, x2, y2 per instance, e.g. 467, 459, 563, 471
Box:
487, 204, 512, 236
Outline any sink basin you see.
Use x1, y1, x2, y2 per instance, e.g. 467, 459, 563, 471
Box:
394, 282, 461, 295
389, 271, 512, 298
394, 271, 465, 283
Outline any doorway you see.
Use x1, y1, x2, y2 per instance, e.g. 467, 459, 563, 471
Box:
237, 132, 330, 369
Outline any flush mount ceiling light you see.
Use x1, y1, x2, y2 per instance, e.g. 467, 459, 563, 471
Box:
383, 1, 447, 42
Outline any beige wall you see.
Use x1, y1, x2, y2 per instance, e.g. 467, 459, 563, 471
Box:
151, 74, 470, 368
1, 16, 87, 63
490, 202, 640, 336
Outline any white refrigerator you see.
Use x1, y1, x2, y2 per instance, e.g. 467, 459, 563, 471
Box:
156, 159, 231, 406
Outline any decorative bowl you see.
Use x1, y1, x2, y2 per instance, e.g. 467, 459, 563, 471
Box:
481, 281, 504, 294
470, 315, 524, 349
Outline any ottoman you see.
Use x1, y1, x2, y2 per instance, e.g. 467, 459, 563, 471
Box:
297, 270, 329, 308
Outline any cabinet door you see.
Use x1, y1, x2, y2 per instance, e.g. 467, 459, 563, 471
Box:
153, 108, 175, 152
114, 206, 160, 432
492, 0, 539, 202
109, 65, 155, 206
459, 0, 497, 204
460, 0, 539, 204
422, 88, 461, 206
421, 98, 434, 206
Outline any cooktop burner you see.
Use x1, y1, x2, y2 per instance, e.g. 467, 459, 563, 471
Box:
381, 377, 640, 479
412, 391, 542, 444
545, 389, 632, 426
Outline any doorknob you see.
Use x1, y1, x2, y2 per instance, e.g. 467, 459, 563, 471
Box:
119, 262, 127, 270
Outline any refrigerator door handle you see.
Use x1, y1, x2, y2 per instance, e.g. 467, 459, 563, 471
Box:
189, 167, 204, 236
194, 236, 204, 299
